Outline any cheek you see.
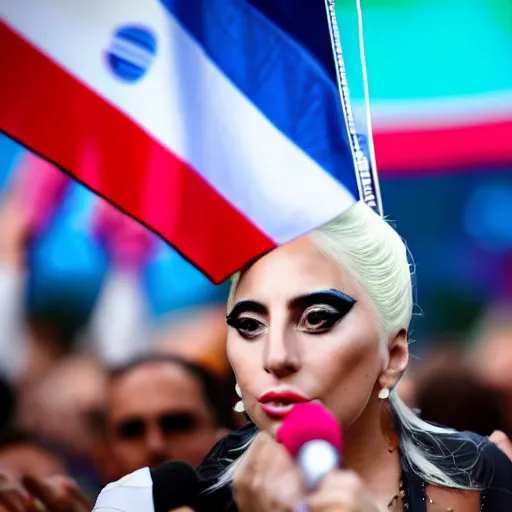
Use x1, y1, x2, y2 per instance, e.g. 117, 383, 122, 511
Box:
226, 334, 263, 410
110, 441, 140, 464
226, 335, 252, 389
226, 334, 242, 379
108, 429, 143, 457
314, 322, 384, 425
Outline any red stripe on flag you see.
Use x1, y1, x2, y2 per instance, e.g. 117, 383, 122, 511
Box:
0, 22, 275, 283
375, 120, 512, 174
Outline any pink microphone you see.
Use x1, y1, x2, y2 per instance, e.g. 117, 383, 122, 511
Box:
276, 402, 343, 489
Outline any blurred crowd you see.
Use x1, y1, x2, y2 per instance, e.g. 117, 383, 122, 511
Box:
0, 160, 511, 511
0, 161, 244, 509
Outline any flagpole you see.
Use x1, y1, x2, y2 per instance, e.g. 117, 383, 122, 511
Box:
323, 0, 383, 217
354, 0, 383, 216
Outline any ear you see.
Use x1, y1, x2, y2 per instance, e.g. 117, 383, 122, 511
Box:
379, 329, 409, 391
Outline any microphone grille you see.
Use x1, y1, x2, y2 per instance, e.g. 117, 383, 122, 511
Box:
150, 461, 199, 511
276, 402, 342, 458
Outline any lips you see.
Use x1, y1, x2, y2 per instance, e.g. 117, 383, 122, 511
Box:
258, 390, 311, 418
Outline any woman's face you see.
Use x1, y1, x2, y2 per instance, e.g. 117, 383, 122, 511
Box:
227, 236, 393, 435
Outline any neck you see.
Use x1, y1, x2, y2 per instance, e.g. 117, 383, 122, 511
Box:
343, 395, 402, 504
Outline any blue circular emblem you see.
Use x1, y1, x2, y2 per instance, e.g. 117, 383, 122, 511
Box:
106, 25, 157, 82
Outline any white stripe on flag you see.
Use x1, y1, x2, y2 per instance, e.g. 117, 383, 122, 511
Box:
2, 0, 356, 244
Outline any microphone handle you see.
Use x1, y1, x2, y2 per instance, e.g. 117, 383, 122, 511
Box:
297, 439, 339, 490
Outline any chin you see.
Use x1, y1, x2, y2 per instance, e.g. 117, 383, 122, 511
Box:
268, 420, 282, 438
257, 414, 284, 438
247, 410, 277, 436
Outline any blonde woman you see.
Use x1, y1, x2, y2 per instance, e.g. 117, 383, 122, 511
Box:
195, 202, 512, 511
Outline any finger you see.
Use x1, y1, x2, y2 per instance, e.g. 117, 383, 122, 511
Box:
259, 470, 305, 510
306, 470, 370, 512
233, 431, 304, 509
489, 430, 508, 443
0, 501, 43, 512
0, 478, 31, 512
0, 489, 30, 512
233, 438, 266, 503
255, 437, 305, 508
489, 430, 512, 460
234, 431, 274, 485
23, 476, 90, 512
489, 430, 511, 447
307, 491, 347, 512
22, 477, 62, 512
264, 453, 304, 505
27, 498, 46, 512
49, 479, 90, 512
252, 433, 292, 486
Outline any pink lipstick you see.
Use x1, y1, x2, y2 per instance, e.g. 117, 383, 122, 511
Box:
258, 389, 311, 418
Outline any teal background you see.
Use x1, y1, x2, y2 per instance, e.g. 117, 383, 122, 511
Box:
336, 0, 512, 101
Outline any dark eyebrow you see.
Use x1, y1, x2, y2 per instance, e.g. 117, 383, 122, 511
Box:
289, 289, 356, 310
226, 300, 267, 320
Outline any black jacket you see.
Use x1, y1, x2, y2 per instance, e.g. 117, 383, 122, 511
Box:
194, 423, 512, 511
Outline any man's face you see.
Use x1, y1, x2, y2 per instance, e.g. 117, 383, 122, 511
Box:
105, 362, 222, 478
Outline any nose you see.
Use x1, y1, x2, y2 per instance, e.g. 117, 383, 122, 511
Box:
263, 327, 300, 378
145, 424, 168, 463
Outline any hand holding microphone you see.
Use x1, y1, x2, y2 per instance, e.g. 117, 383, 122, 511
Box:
276, 402, 342, 490
277, 402, 385, 512
232, 431, 306, 512
233, 402, 383, 512
232, 403, 339, 512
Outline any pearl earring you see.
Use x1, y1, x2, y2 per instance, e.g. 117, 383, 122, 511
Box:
234, 383, 245, 413
378, 387, 390, 400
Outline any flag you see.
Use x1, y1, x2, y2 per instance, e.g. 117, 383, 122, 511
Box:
0, 0, 380, 283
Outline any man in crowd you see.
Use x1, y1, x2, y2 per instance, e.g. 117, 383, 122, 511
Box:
92, 354, 237, 483
0, 354, 238, 512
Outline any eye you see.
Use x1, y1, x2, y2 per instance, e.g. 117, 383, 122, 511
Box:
227, 316, 266, 339
117, 419, 145, 439
298, 305, 342, 333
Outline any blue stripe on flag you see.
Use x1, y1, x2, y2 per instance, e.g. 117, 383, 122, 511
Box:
246, 0, 338, 83
159, 0, 359, 198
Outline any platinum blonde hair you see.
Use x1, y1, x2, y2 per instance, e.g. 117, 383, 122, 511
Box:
215, 201, 481, 492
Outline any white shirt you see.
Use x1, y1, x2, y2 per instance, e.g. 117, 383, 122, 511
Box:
93, 468, 154, 512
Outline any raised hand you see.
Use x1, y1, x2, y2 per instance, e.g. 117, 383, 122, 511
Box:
22, 475, 91, 512
233, 432, 305, 512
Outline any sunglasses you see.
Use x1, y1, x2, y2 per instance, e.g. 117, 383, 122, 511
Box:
115, 412, 197, 439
